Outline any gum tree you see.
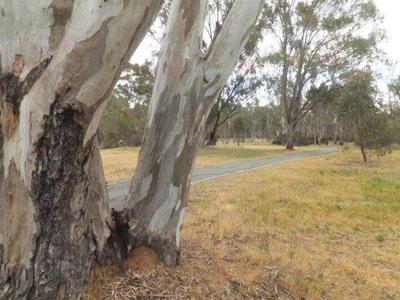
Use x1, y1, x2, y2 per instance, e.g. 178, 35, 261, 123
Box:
388, 76, 400, 137
0, 1, 162, 298
0, 0, 263, 297
125, 0, 264, 265
338, 71, 397, 162
264, 0, 382, 149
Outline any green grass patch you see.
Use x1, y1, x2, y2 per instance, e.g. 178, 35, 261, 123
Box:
364, 177, 400, 193
190, 198, 209, 207
375, 232, 385, 243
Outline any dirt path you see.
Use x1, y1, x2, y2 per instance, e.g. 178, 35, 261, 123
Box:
108, 147, 337, 209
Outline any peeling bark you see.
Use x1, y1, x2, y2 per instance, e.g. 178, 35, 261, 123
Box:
125, 0, 263, 266
0, 56, 53, 137
48, 0, 75, 51
0, 1, 162, 298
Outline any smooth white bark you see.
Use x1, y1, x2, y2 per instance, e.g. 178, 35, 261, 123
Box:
126, 0, 263, 264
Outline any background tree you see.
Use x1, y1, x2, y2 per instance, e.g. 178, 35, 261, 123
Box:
213, 101, 284, 143
307, 84, 339, 144
114, 61, 155, 104
389, 75, 400, 99
98, 96, 145, 148
244, 99, 284, 142
387, 76, 400, 142
263, 0, 383, 149
205, 61, 263, 145
99, 62, 155, 148
387, 101, 400, 143
232, 113, 247, 145
338, 71, 397, 162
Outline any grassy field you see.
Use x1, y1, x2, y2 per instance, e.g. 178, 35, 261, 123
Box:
100, 141, 319, 183
90, 146, 400, 299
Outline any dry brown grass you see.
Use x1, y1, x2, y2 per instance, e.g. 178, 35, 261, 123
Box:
184, 147, 400, 299
100, 147, 140, 184
100, 141, 319, 183
90, 146, 400, 299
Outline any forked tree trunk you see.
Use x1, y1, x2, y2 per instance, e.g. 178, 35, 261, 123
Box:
0, 1, 162, 298
124, 0, 263, 265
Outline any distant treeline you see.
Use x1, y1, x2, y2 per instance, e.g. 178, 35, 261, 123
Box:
99, 88, 400, 149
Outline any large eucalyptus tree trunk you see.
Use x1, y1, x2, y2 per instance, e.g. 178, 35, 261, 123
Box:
0, 1, 162, 298
125, 0, 263, 266
286, 121, 296, 150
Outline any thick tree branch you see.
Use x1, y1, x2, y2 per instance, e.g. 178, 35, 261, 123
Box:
204, 0, 263, 108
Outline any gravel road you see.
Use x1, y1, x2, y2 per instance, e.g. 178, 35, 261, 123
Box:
108, 147, 337, 209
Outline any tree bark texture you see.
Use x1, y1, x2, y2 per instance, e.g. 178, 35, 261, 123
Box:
125, 0, 263, 266
286, 122, 296, 150
0, 1, 162, 298
206, 113, 221, 146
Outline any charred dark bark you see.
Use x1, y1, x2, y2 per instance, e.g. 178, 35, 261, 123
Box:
103, 210, 134, 275
27, 99, 93, 299
0, 97, 125, 299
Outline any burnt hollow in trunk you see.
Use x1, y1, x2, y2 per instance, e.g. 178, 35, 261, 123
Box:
10, 95, 134, 299
0, 94, 123, 299
28, 98, 96, 299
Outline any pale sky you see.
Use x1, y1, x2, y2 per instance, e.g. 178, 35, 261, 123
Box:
378, 0, 400, 73
132, 1, 400, 90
